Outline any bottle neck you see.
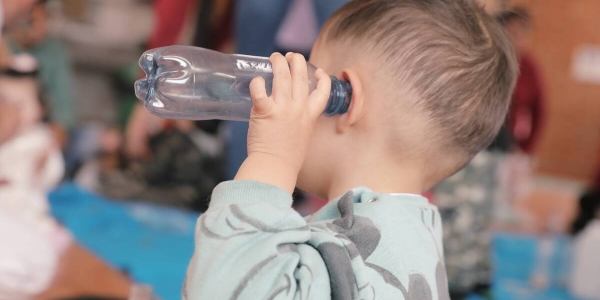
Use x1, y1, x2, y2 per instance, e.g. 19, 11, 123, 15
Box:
324, 76, 352, 116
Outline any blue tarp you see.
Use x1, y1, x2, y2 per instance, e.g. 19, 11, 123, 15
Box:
492, 233, 583, 300
49, 183, 200, 300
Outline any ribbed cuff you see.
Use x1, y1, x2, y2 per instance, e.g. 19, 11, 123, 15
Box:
208, 180, 293, 210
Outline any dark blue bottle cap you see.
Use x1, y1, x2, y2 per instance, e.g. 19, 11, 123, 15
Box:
324, 76, 352, 116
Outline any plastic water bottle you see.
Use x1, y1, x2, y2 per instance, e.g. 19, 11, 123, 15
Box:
135, 46, 352, 121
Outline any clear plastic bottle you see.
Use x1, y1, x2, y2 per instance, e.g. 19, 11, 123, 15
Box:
135, 46, 352, 121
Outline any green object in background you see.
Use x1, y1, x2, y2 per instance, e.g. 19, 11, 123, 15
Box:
10, 38, 77, 129
116, 61, 142, 130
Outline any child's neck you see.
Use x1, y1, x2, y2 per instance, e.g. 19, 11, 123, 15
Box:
326, 163, 425, 200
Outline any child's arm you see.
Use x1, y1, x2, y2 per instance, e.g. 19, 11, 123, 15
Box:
185, 180, 332, 300
184, 53, 332, 300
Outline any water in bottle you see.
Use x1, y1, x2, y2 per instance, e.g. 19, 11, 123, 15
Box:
134, 46, 352, 121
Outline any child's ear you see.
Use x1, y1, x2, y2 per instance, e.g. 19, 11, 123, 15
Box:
336, 69, 364, 134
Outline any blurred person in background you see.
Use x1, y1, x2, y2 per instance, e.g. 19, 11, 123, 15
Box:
0, 2, 64, 296
0, 0, 37, 145
0, 61, 68, 298
89, 0, 233, 211
457, 7, 545, 238
499, 7, 546, 154
493, 8, 547, 215
7, 0, 76, 147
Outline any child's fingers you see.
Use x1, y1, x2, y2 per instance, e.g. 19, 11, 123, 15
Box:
270, 53, 291, 102
249, 76, 273, 115
308, 69, 331, 116
285, 53, 309, 103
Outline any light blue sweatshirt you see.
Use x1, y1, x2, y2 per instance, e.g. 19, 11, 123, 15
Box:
184, 181, 450, 300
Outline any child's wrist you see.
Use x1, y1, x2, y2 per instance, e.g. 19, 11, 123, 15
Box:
234, 153, 299, 194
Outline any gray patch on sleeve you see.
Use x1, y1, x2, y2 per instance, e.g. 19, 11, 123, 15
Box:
316, 242, 359, 300
334, 192, 356, 228
345, 241, 362, 260
365, 262, 408, 296
407, 274, 433, 300
333, 234, 361, 259
230, 204, 309, 233
278, 244, 299, 254
326, 194, 381, 260
366, 262, 436, 300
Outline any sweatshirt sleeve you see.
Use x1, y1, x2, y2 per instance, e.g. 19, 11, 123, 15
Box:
183, 180, 332, 300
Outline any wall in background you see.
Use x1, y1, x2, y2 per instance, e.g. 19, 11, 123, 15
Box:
512, 0, 600, 182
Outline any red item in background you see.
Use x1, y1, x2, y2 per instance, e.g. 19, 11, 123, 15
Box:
142, 0, 194, 131
508, 54, 546, 154
148, 0, 194, 50
593, 170, 600, 189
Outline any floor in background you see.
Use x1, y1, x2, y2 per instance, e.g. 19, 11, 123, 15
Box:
49, 183, 200, 300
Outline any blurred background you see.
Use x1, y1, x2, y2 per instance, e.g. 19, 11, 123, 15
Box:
0, 0, 598, 299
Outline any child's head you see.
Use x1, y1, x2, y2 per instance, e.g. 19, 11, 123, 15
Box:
300, 0, 518, 198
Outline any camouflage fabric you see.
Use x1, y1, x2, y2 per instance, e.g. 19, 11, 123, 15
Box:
433, 151, 504, 295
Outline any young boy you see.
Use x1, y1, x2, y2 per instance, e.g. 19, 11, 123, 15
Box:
184, 0, 517, 299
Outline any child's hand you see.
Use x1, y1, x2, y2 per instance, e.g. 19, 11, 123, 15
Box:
235, 53, 331, 193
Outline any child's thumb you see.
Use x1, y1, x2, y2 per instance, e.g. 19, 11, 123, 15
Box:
250, 76, 273, 116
